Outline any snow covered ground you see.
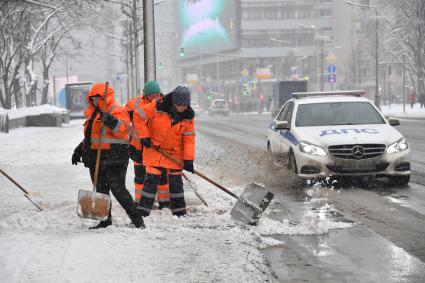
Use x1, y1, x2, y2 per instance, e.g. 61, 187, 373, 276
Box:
381, 103, 425, 119
0, 120, 352, 282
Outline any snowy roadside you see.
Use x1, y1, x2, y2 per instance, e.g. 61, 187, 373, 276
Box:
0, 104, 69, 119
0, 121, 352, 282
381, 103, 425, 119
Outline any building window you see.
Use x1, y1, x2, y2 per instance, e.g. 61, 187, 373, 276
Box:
320, 9, 332, 17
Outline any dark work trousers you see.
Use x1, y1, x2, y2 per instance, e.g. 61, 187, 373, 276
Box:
138, 167, 186, 217
133, 162, 146, 204
90, 162, 141, 224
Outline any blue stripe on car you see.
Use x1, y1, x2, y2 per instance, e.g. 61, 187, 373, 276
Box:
270, 121, 299, 145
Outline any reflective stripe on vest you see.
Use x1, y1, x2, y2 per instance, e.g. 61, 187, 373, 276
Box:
182, 131, 195, 136
136, 107, 146, 119
135, 97, 141, 108
112, 119, 122, 133
131, 98, 143, 140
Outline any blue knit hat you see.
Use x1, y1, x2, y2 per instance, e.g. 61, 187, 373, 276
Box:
172, 86, 190, 105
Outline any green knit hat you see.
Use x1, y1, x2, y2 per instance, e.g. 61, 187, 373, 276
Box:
143, 80, 161, 96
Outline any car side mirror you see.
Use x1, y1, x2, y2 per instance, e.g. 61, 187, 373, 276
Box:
275, 121, 289, 130
388, 118, 400, 126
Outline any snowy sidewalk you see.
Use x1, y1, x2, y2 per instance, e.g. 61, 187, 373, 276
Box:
0, 121, 283, 282
381, 103, 425, 120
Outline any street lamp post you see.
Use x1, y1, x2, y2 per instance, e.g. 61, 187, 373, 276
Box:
298, 24, 324, 91
344, 1, 380, 110
269, 38, 291, 81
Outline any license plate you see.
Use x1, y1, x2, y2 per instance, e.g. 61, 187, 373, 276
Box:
340, 162, 375, 171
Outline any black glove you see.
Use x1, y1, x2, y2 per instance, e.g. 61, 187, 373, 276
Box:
183, 160, 194, 173
72, 142, 83, 165
100, 112, 118, 129
141, 137, 152, 148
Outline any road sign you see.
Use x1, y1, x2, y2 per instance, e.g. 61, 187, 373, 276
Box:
327, 64, 336, 74
328, 74, 336, 83
256, 68, 272, 79
326, 53, 337, 63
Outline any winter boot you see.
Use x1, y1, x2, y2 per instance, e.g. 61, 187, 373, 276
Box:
131, 215, 145, 229
158, 201, 170, 210
89, 217, 112, 230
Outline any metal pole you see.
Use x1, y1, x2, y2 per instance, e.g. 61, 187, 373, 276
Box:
129, 23, 135, 98
403, 53, 406, 113
216, 47, 219, 93
388, 75, 391, 110
65, 56, 69, 83
320, 38, 324, 91
374, 9, 380, 110
143, 0, 157, 82
52, 75, 56, 106
133, 0, 141, 93
126, 40, 131, 101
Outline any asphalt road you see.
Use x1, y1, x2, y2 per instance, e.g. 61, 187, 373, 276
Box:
196, 112, 425, 283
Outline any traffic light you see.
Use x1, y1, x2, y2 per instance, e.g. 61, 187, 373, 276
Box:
180, 47, 185, 57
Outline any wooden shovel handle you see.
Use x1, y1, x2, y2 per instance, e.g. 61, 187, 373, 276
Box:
0, 168, 43, 211
93, 81, 109, 191
152, 146, 239, 199
0, 168, 29, 194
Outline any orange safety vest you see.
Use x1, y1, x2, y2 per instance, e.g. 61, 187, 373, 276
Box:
134, 96, 195, 169
125, 96, 150, 150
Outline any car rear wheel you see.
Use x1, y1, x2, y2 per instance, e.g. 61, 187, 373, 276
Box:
388, 175, 410, 186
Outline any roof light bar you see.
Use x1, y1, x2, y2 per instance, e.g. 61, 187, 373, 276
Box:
292, 90, 365, 99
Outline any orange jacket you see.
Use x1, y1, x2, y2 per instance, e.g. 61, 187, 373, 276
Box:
84, 83, 130, 150
125, 96, 150, 150
134, 93, 195, 169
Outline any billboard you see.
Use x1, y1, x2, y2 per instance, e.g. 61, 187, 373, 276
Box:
177, 0, 239, 58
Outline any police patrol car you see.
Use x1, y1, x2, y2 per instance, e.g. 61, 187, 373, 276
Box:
267, 90, 411, 185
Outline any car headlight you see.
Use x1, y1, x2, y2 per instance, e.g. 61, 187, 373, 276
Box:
386, 138, 408, 154
298, 141, 327, 156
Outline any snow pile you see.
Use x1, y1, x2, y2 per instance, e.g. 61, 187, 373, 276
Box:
0, 104, 69, 119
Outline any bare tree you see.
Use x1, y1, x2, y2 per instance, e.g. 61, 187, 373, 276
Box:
389, 0, 425, 97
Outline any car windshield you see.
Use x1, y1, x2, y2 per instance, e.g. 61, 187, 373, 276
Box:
295, 102, 385, 127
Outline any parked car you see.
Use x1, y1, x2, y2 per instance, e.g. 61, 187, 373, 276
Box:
267, 91, 411, 185
208, 99, 230, 116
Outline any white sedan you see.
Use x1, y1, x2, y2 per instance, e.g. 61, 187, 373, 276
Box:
267, 91, 411, 185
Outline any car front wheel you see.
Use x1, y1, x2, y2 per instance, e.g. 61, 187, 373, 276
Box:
388, 175, 410, 186
288, 150, 298, 174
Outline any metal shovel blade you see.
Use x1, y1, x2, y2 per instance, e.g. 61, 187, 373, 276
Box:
77, 190, 111, 221
230, 183, 274, 225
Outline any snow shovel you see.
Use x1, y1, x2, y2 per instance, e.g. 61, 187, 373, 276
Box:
77, 82, 111, 221
152, 146, 274, 225
0, 168, 47, 211
183, 173, 208, 206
